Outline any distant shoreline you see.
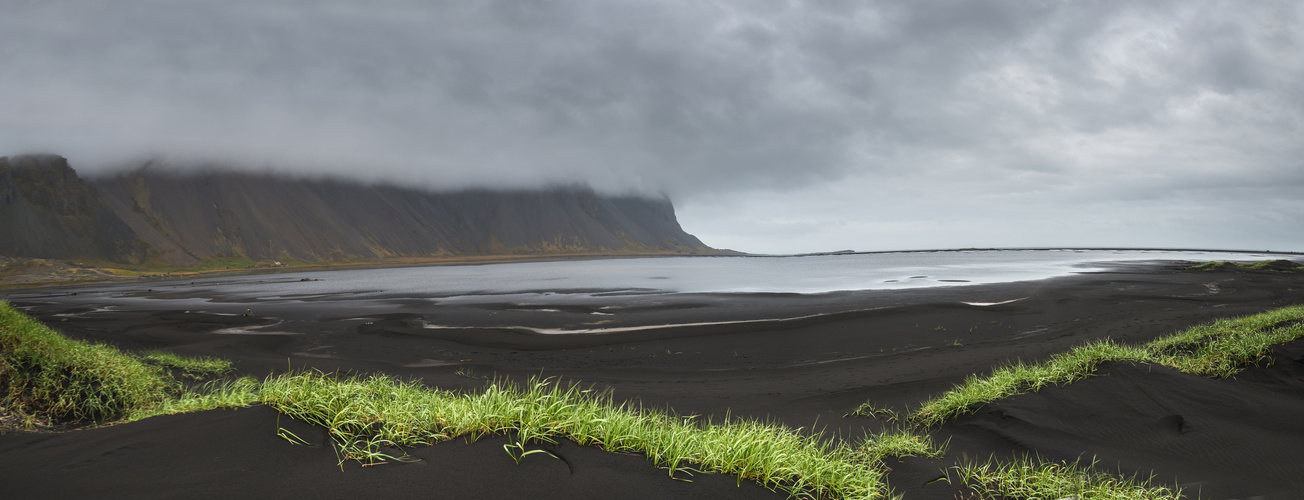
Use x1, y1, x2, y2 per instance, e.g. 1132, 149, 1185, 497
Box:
766, 246, 1304, 258
1, 247, 1299, 290
0, 250, 734, 289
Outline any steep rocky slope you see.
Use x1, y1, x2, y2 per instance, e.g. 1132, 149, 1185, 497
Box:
1, 155, 715, 266
0, 155, 145, 262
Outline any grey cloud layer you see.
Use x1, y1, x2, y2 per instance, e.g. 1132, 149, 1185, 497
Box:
3, 1, 1301, 208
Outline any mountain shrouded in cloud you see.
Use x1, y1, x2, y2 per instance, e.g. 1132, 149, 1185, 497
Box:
3, 1, 1301, 253
1, 155, 713, 265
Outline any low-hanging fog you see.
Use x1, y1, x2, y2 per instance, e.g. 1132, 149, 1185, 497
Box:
3, 1, 1302, 254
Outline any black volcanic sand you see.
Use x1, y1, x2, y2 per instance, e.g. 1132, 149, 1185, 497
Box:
2, 262, 1303, 498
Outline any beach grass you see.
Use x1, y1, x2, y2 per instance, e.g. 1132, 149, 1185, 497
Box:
1189, 259, 1304, 272
138, 350, 236, 376
126, 377, 261, 422
856, 428, 944, 464
910, 340, 1149, 427
948, 454, 1185, 500
908, 304, 1304, 427
0, 301, 172, 423
846, 400, 900, 421
258, 371, 908, 499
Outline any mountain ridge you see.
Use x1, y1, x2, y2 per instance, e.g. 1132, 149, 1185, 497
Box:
1, 154, 718, 267
0, 155, 146, 263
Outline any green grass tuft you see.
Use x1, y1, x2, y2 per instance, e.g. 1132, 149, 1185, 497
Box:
138, 350, 236, 376
910, 340, 1149, 427
0, 301, 173, 423
1144, 306, 1304, 378
1189, 259, 1304, 272
856, 428, 945, 464
908, 304, 1304, 428
258, 371, 902, 498
127, 377, 260, 422
846, 400, 900, 422
949, 454, 1185, 500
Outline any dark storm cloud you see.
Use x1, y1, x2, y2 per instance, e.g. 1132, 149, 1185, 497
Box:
3, 1, 1302, 252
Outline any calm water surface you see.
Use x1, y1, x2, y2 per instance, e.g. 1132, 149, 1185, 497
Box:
144, 249, 1277, 301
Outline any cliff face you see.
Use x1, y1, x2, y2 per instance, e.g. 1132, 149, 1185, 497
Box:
0, 155, 145, 262
0, 155, 712, 265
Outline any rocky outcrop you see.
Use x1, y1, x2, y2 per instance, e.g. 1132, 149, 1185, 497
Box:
0, 155, 714, 265
0, 155, 145, 263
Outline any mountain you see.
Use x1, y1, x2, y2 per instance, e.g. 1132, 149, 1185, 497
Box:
0, 155, 146, 263
1, 155, 716, 266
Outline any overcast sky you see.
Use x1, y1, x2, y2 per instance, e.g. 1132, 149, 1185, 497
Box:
4, 1, 1302, 254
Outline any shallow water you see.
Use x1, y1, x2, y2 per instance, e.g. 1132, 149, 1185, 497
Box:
108, 249, 1279, 302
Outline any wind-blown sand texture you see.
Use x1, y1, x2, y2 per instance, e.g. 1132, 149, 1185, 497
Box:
2, 261, 1302, 498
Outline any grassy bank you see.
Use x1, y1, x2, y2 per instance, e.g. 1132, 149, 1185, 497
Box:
949, 454, 1184, 500
893, 304, 1304, 498
136, 370, 933, 498
258, 371, 921, 499
0, 302, 172, 423
908, 304, 1304, 427
1188, 259, 1304, 272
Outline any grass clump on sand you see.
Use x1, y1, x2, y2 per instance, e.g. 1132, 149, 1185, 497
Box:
949, 454, 1184, 500
259, 371, 925, 499
126, 377, 261, 422
846, 400, 900, 421
1144, 306, 1304, 377
895, 305, 1303, 498
909, 304, 1304, 427
910, 340, 1149, 427
139, 350, 235, 377
1189, 259, 1304, 272
856, 428, 944, 464
0, 301, 172, 423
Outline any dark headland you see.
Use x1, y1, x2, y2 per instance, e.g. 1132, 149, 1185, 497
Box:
0, 154, 724, 285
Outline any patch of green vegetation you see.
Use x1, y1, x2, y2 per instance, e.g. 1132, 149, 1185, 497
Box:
453, 367, 490, 380
911, 340, 1149, 427
846, 400, 900, 422
856, 428, 944, 464
259, 371, 906, 498
908, 304, 1304, 428
1189, 259, 1304, 272
138, 350, 236, 376
103, 256, 314, 278
1145, 308, 1304, 378
127, 377, 260, 422
0, 302, 249, 427
98, 267, 152, 277
0, 301, 172, 423
947, 454, 1184, 499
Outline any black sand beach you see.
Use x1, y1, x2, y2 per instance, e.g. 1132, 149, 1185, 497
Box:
2, 261, 1303, 498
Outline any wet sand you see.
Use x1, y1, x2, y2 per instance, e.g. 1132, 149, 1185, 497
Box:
2, 261, 1302, 498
